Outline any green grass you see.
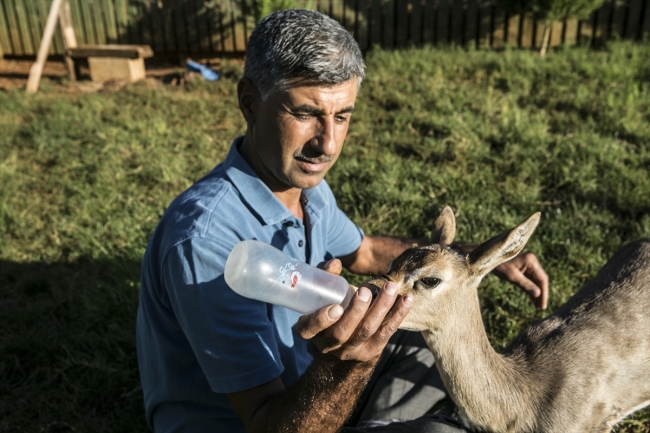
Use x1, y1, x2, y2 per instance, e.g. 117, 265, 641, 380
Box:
1, 42, 649, 432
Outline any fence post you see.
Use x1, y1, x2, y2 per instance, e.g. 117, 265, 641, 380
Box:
58, 0, 78, 80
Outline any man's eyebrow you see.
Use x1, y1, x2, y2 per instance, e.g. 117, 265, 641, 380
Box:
290, 105, 355, 115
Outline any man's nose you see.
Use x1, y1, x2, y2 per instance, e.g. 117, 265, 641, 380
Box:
311, 118, 337, 155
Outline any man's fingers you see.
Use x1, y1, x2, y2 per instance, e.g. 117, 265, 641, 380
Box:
346, 281, 400, 346
296, 304, 344, 340
522, 253, 549, 310
319, 286, 373, 350
316, 258, 343, 275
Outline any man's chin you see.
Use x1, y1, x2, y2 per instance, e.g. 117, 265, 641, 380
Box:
289, 172, 327, 190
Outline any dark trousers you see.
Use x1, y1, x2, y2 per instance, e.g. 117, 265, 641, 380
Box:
341, 331, 472, 433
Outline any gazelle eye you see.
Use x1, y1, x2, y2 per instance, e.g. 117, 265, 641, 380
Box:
418, 278, 441, 289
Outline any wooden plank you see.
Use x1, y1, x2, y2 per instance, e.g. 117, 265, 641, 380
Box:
625, 0, 643, 39
90, 0, 108, 45
242, 0, 253, 48
610, 0, 627, 38
68, 44, 153, 58
159, 0, 175, 52
477, 0, 491, 48
231, 0, 247, 51
368, 0, 382, 46
579, 11, 596, 46
33, 0, 55, 54
344, 0, 357, 43
221, 0, 236, 53
0, 1, 13, 56
100, 0, 119, 43
594, 0, 613, 45
58, 1, 77, 48
641, 0, 650, 40
184, 0, 200, 52
126, 0, 142, 44
506, 11, 519, 46
27, 0, 63, 93
3, 0, 24, 55
549, 19, 563, 47
421, 0, 435, 44
171, 0, 189, 52
317, 0, 331, 17
410, 0, 423, 45
519, 12, 534, 48
24, 0, 43, 55
464, 0, 478, 48
13, 0, 36, 54
76, 0, 98, 45
436, 0, 449, 44
58, 0, 78, 80
395, 0, 409, 46
331, 0, 344, 24
357, 0, 370, 49
143, 1, 155, 46
563, 18, 579, 46
207, 0, 224, 52
67, 0, 87, 45
383, 0, 396, 47
491, 3, 505, 48
450, 0, 464, 46
113, 0, 129, 44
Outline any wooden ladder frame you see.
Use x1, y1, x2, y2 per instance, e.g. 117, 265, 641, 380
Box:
26, 0, 77, 93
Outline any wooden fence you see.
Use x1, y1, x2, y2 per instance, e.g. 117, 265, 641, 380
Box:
1, 0, 649, 57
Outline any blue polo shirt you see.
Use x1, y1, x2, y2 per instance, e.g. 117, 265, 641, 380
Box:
136, 137, 364, 433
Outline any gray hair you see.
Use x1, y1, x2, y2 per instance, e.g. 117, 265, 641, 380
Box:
243, 9, 365, 100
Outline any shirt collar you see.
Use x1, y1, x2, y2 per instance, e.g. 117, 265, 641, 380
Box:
224, 137, 328, 226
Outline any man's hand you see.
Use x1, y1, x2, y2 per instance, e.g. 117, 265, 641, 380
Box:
295, 259, 412, 363
493, 252, 549, 310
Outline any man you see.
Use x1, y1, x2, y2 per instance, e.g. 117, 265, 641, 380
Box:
136, 9, 549, 433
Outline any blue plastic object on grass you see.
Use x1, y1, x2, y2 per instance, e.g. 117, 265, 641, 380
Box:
186, 60, 220, 81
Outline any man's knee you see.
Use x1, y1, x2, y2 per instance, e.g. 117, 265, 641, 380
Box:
341, 414, 472, 433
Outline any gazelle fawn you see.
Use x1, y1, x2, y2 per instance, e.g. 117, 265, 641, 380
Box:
375, 207, 650, 433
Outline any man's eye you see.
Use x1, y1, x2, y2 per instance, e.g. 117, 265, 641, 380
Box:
294, 113, 311, 120
417, 278, 441, 289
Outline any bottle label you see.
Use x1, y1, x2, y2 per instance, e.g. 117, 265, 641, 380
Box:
278, 259, 303, 289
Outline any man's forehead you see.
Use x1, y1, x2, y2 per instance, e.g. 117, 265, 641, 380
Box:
276, 78, 358, 108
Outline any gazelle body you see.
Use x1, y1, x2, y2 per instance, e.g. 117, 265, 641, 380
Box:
378, 207, 650, 433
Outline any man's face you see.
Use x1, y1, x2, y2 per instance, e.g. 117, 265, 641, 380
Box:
241, 78, 358, 192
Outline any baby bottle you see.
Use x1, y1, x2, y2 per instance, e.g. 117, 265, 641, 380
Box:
224, 240, 355, 314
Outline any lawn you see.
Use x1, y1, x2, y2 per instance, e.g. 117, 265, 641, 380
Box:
1, 41, 649, 432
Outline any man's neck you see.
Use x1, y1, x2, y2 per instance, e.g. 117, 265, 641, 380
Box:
238, 135, 304, 220
274, 189, 304, 220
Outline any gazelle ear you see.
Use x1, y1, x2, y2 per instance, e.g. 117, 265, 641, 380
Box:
430, 206, 456, 246
468, 213, 541, 277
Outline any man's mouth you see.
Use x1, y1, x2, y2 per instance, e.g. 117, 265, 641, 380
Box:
294, 154, 333, 172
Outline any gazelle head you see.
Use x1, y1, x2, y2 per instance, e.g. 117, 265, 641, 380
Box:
371, 207, 541, 332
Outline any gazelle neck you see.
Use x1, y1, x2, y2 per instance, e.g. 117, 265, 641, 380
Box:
421, 288, 543, 433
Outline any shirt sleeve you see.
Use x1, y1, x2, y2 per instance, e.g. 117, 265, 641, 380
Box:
320, 182, 364, 258
162, 237, 284, 394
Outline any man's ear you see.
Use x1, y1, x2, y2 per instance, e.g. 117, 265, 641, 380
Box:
238, 78, 261, 125
468, 213, 541, 277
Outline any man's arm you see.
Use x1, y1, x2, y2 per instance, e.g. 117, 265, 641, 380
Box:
228, 260, 412, 433
341, 235, 549, 309
339, 235, 424, 276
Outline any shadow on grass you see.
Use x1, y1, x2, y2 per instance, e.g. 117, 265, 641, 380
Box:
0, 257, 147, 432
